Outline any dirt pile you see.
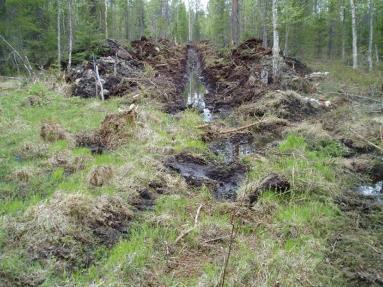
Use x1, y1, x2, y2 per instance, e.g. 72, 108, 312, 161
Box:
67, 38, 187, 112
5, 192, 133, 272
75, 105, 137, 150
49, 150, 89, 174
40, 121, 71, 142
88, 166, 114, 187
67, 39, 142, 99
248, 173, 290, 204
196, 39, 315, 111
130, 37, 188, 113
237, 90, 321, 121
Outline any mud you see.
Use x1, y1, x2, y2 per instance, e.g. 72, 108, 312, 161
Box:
209, 133, 256, 163
165, 153, 246, 200
195, 39, 315, 112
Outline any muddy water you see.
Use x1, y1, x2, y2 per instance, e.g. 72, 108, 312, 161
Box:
183, 47, 212, 122
166, 46, 253, 201
356, 181, 383, 203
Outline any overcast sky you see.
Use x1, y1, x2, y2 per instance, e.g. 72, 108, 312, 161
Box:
184, 0, 209, 11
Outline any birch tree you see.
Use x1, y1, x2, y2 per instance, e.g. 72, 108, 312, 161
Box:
272, 0, 281, 78
367, 0, 373, 72
105, 0, 108, 39
67, 0, 73, 71
350, 0, 358, 69
340, 3, 345, 61
57, 0, 61, 70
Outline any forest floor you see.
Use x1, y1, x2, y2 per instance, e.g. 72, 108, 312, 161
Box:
0, 38, 383, 287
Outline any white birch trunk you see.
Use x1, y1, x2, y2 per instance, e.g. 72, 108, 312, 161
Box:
105, 0, 108, 39
188, 0, 192, 42
350, 0, 358, 69
57, 0, 61, 71
67, 0, 73, 71
340, 5, 345, 61
272, 0, 281, 78
367, 0, 373, 72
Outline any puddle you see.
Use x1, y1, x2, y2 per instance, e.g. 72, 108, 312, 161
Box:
165, 153, 246, 200
209, 134, 256, 163
356, 181, 383, 203
183, 47, 212, 122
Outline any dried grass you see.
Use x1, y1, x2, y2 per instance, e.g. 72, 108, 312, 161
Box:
5, 191, 133, 271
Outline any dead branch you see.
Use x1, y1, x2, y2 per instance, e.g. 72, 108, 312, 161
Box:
174, 204, 203, 245
219, 122, 258, 135
194, 204, 203, 227
203, 235, 230, 244
174, 227, 194, 245
217, 215, 236, 287
93, 55, 104, 101
0, 34, 33, 77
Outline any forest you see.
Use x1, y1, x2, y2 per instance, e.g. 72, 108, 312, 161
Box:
0, 0, 383, 286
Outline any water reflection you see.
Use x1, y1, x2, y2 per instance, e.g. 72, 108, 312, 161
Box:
183, 47, 212, 122
355, 181, 383, 204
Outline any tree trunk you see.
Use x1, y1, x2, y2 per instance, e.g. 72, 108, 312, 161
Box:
125, 0, 130, 40
261, 0, 268, 48
367, 0, 373, 72
105, 0, 108, 39
340, 4, 345, 61
67, 0, 73, 71
272, 0, 281, 78
231, 0, 239, 45
350, 0, 358, 69
283, 24, 288, 57
375, 44, 380, 64
57, 0, 61, 71
327, 3, 335, 59
188, 0, 192, 41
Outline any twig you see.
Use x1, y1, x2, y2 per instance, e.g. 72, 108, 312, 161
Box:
219, 122, 258, 135
217, 215, 236, 287
0, 34, 33, 77
194, 204, 203, 227
203, 235, 230, 244
174, 204, 203, 245
174, 227, 194, 245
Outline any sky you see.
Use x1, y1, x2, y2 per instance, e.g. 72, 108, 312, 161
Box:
183, 0, 209, 11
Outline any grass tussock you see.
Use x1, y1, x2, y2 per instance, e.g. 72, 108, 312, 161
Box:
3, 192, 133, 273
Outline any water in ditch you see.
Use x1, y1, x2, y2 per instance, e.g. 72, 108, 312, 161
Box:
166, 46, 255, 200
183, 47, 212, 122
356, 181, 383, 203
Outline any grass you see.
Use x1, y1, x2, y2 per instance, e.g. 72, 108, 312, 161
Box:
0, 67, 382, 286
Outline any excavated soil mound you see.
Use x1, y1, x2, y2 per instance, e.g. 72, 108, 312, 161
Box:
130, 37, 188, 113
67, 39, 142, 99
75, 106, 137, 151
196, 39, 315, 112
6, 192, 133, 271
68, 38, 187, 113
237, 90, 321, 121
